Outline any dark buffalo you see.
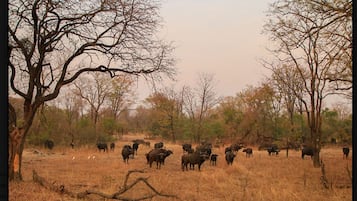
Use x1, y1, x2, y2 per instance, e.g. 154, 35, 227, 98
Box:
242, 148, 253, 157
225, 146, 232, 154
144, 141, 151, 147
121, 145, 134, 163
301, 146, 314, 159
132, 139, 145, 144
225, 151, 236, 165
342, 147, 350, 159
132, 142, 139, 155
96, 143, 108, 152
196, 144, 212, 157
150, 149, 173, 168
44, 140, 54, 150
182, 143, 193, 153
267, 145, 280, 156
157, 149, 173, 166
146, 148, 173, 169
182, 152, 209, 171
154, 142, 164, 149
110, 142, 115, 151
231, 143, 244, 152
210, 154, 218, 166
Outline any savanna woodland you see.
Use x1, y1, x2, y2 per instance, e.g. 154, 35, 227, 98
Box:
8, 0, 352, 201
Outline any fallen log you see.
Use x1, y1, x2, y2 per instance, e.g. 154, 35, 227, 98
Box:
32, 169, 180, 200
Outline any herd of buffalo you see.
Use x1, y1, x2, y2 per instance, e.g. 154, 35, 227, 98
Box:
42, 139, 351, 171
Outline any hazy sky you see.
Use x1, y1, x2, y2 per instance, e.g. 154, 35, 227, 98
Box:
136, 0, 274, 102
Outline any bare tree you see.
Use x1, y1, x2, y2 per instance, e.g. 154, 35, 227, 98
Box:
194, 73, 219, 143
74, 73, 110, 133
263, 0, 351, 167
60, 91, 83, 147
307, 0, 352, 97
8, 0, 175, 181
107, 74, 135, 121
74, 73, 112, 134
182, 85, 197, 142
269, 65, 305, 140
181, 74, 220, 143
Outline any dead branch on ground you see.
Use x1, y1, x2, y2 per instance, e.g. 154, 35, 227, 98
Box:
33, 169, 180, 200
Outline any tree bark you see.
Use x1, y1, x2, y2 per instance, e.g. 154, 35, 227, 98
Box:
9, 127, 25, 181
311, 128, 321, 168
9, 101, 37, 181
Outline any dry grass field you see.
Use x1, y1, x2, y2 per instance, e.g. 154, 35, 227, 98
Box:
9, 134, 352, 201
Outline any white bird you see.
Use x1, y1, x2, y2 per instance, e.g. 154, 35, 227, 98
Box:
88, 155, 91, 159
72, 156, 75, 160
92, 155, 96, 159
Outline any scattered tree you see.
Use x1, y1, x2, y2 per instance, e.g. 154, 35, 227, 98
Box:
8, 0, 175, 181
263, 0, 351, 167
73, 73, 111, 133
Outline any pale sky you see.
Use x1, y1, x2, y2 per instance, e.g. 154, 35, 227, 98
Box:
136, 0, 274, 102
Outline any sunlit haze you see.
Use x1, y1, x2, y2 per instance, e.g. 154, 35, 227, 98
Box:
136, 0, 275, 103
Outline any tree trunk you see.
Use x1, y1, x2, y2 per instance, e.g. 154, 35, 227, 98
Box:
312, 130, 321, 168
9, 101, 37, 181
313, 146, 321, 167
9, 127, 26, 181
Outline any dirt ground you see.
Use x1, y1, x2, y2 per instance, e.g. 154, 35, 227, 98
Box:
9, 135, 352, 201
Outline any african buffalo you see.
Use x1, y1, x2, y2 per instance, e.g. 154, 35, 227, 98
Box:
96, 143, 108, 152
225, 146, 232, 153
210, 154, 218, 166
132, 142, 139, 155
121, 145, 134, 163
267, 145, 280, 156
225, 150, 236, 165
182, 151, 209, 171
44, 140, 54, 150
144, 141, 151, 147
154, 142, 164, 149
242, 148, 253, 157
146, 148, 173, 169
343, 147, 350, 159
132, 139, 145, 144
182, 143, 193, 153
231, 143, 244, 152
196, 144, 212, 157
110, 142, 115, 151
301, 146, 314, 159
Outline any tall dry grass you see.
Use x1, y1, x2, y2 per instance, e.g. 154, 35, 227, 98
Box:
9, 135, 352, 201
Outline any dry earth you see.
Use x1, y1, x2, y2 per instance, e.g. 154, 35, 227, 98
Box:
9, 134, 352, 201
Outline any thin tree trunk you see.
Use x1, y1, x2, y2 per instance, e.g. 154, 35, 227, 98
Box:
311, 128, 321, 168
9, 127, 26, 181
